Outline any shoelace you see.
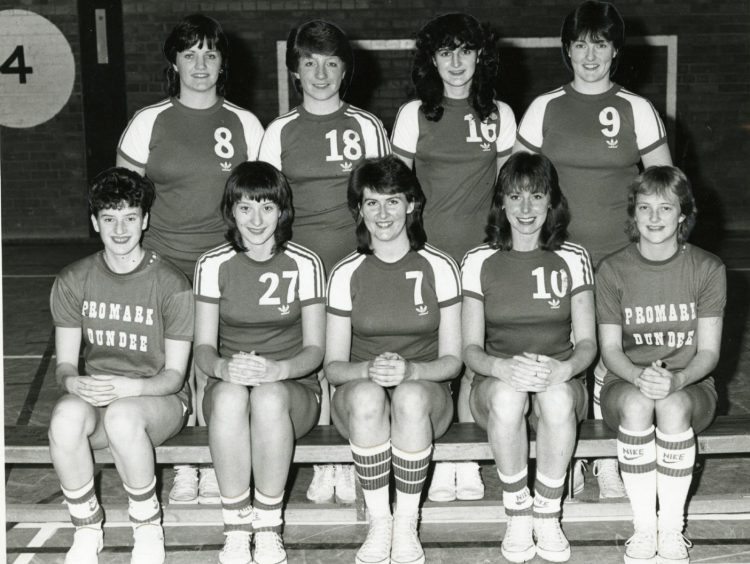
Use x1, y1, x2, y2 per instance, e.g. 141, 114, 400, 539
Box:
255, 531, 285, 554
337, 465, 355, 489
626, 530, 656, 549
594, 460, 623, 490
362, 518, 392, 550
535, 520, 566, 544
222, 532, 251, 555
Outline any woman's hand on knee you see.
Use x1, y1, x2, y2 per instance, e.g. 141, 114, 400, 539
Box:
75, 374, 142, 406
636, 362, 682, 400
531, 353, 573, 387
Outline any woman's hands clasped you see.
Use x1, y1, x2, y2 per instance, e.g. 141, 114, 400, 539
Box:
491, 352, 573, 392
218, 351, 288, 386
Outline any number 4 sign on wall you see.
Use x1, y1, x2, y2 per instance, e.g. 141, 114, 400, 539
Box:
0, 9, 75, 129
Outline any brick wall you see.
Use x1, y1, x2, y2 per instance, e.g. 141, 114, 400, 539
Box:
2, 0, 748, 241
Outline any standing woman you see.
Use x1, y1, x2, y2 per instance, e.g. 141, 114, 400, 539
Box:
515, 0, 672, 494
463, 152, 596, 563
194, 162, 325, 564
326, 155, 462, 564
259, 19, 390, 503
598, 167, 724, 564
117, 14, 264, 504
391, 11, 516, 502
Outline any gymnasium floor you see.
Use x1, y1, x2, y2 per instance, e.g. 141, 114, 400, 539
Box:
4, 240, 750, 563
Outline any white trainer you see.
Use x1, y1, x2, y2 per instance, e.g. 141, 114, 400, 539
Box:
219, 530, 252, 564
306, 464, 336, 503
501, 515, 535, 563
656, 530, 691, 564
534, 518, 571, 563
168, 465, 198, 504
572, 459, 587, 496
65, 526, 103, 564
624, 529, 657, 564
356, 515, 393, 564
130, 523, 165, 564
427, 462, 456, 502
198, 467, 221, 505
594, 458, 627, 498
456, 461, 485, 500
253, 531, 288, 564
334, 464, 357, 504
391, 514, 425, 564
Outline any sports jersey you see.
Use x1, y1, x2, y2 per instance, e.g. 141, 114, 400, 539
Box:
117, 97, 264, 275
596, 243, 726, 383
516, 84, 667, 264
50, 249, 194, 404
194, 242, 325, 389
259, 103, 390, 270
392, 98, 516, 262
327, 245, 460, 363
462, 242, 593, 362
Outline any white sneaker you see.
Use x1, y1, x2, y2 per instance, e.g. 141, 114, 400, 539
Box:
456, 462, 484, 500
356, 515, 393, 564
219, 531, 252, 564
168, 465, 198, 504
391, 514, 425, 564
594, 458, 627, 499
253, 530, 288, 564
572, 460, 587, 496
534, 518, 571, 563
198, 467, 221, 504
65, 526, 103, 564
501, 515, 535, 563
334, 464, 357, 504
427, 462, 456, 502
624, 529, 657, 564
306, 464, 336, 503
130, 523, 165, 564
656, 530, 691, 564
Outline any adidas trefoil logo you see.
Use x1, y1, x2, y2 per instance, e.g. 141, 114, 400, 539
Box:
480, 142, 491, 152
415, 304, 428, 316
548, 299, 560, 310
220, 161, 232, 172
606, 138, 619, 149
278, 304, 290, 316
340, 162, 353, 172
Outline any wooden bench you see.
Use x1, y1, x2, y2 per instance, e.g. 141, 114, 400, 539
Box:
6, 416, 750, 524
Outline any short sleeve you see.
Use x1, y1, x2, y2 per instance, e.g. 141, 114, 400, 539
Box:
697, 261, 726, 318
286, 244, 326, 306
326, 254, 365, 316
391, 100, 421, 159
420, 246, 461, 307
556, 243, 595, 296
230, 107, 265, 160
494, 101, 516, 157
516, 96, 548, 152
117, 105, 161, 167
461, 246, 494, 301
629, 95, 668, 156
50, 269, 83, 328
595, 260, 623, 324
258, 121, 283, 170
163, 286, 195, 341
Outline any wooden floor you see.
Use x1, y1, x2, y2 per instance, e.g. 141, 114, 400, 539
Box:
3, 239, 750, 563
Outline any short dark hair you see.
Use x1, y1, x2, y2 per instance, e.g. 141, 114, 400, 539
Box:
347, 155, 427, 254
485, 152, 570, 251
286, 20, 354, 96
221, 161, 295, 254
412, 12, 498, 122
626, 166, 696, 244
561, 1, 624, 75
164, 14, 229, 97
89, 167, 155, 217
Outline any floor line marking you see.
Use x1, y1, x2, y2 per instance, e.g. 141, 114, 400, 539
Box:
15, 328, 56, 426
12, 523, 60, 564
4, 355, 52, 360
3, 274, 57, 278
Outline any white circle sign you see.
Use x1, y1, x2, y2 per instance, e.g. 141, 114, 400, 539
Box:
0, 9, 75, 128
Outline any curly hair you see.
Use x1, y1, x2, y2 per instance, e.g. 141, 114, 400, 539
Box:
412, 12, 498, 122
89, 167, 155, 217
163, 14, 229, 97
221, 162, 295, 254
286, 20, 354, 96
625, 166, 696, 244
485, 152, 570, 251
561, 1, 624, 76
347, 155, 427, 254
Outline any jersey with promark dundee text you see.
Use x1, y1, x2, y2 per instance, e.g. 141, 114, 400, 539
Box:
327, 245, 460, 363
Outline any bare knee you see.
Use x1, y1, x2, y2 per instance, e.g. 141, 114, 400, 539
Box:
102, 400, 147, 447
249, 382, 290, 420
207, 381, 250, 423
536, 384, 577, 426
344, 380, 388, 424
655, 393, 693, 433
618, 392, 655, 429
48, 395, 95, 448
485, 381, 527, 427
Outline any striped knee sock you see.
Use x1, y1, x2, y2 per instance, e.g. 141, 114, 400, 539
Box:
533, 471, 565, 521
253, 489, 284, 533
62, 477, 104, 528
221, 488, 253, 534
618, 426, 657, 531
497, 467, 533, 517
351, 440, 391, 518
656, 427, 695, 533
392, 444, 432, 517
124, 476, 161, 526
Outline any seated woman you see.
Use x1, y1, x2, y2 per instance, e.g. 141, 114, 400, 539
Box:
193, 161, 324, 564
597, 166, 725, 564
462, 152, 596, 563
326, 155, 462, 564
48, 168, 194, 564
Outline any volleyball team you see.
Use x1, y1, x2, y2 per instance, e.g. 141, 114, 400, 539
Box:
47, 2, 726, 564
